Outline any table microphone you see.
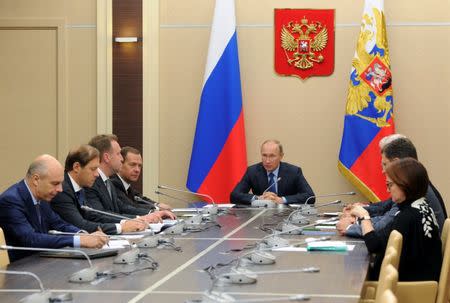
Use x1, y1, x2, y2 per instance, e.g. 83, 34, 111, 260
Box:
80, 205, 151, 230
287, 199, 342, 225
113, 247, 158, 270
0, 245, 99, 283
257, 217, 338, 248
155, 190, 204, 224
0, 269, 73, 303
158, 185, 219, 215
133, 195, 157, 210
214, 266, 319, 286
251, 177, 282, 208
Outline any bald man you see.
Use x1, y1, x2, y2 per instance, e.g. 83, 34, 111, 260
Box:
0, 155, 107, 262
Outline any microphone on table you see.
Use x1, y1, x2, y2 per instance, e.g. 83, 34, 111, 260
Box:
0, 245, 100, 283
112, 247, 158, 269
133, 195, 157, 210
0, 269, 73, 303
155, 190, 204, 224
251, 177, 282, 208
287, 191, 355, 223
286, 199, 342, 225
158, 185, 219, 215
213, 266, 319, 286
257, 217, 338, 248
80, 205, 152, 231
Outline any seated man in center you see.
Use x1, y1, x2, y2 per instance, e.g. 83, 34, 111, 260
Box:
230, 139, 315, 205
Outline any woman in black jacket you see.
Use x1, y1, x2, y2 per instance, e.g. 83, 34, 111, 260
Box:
351, 157, 442, 281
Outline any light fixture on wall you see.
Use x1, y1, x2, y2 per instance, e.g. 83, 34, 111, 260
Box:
114, 37, 139, 43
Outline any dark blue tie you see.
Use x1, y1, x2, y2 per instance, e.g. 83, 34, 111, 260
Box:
76, 189, 86, 206
35, 202, 42, 224
268, 172, 277, 193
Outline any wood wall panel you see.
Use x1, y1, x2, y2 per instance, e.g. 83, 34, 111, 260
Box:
112, 0, 143, 191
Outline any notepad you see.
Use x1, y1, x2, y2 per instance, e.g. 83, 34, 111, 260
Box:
307, 241, 348, 251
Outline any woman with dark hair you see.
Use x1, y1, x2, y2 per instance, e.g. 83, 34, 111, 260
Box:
351, 157, 442, 281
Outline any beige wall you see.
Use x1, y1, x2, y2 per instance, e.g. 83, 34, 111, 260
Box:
157, 0, 450, 207
0, 0, 448, 210
0, 0, 98, 191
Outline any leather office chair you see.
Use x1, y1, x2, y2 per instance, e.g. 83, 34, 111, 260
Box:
360, 247, 399, 302
0, 227, 10, 267
360, 230, 403, 301
396, 218, 450, 303
379, 289, 398, 303
374, 264, 398, 303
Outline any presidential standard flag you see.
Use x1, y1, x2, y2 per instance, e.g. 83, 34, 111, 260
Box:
186, 0, 247, 203
338, 0, 395, 202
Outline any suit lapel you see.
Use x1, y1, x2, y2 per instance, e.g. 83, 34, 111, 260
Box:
257, 164, 269, 193
277, 162, 286, 195
18, 181, 44, 232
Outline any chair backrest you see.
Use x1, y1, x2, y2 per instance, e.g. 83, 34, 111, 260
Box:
375, 264, 398, 303
386, 230, 403, 269
0, 227, 10, 267
441, 219, 450, 254
436, 218, 450, 303
379, 289, 398, 303
380, 246, 399, 273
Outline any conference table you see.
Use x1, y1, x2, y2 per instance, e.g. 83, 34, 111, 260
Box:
0, 206, 369, 302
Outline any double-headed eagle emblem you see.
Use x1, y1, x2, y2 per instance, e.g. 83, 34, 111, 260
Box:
280, 18, 328, 70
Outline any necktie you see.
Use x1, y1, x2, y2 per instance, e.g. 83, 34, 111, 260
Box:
76, 189, 86, 206
268, 172, 277, 193
105, 179, 113, 199
127, 187, 134, 200
35, 202, 42, 224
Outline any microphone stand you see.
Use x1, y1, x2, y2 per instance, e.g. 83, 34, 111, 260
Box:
155, 190, 205, 224
0, 269, 74, 303
0, 245, 99, 283
158, 185, 219, 215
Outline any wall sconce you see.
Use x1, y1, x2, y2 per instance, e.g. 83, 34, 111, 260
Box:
114, 37, 139, 43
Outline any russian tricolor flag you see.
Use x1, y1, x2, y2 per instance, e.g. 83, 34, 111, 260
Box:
186, 0, 247, 203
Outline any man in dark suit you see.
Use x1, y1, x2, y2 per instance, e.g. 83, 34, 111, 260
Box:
86, 134, 175, 223
110, 146, 172, 211
230, 140, 315, 205
0, 154, 107, 261
51, 145, 147, 234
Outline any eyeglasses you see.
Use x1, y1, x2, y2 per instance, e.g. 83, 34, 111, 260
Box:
386, 181, 394, 189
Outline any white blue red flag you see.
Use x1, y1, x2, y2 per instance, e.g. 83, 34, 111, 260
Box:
186, 0, 247, 203
338, 0, 395, 202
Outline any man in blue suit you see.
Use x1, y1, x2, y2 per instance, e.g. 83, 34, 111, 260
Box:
230, 140, 315, 205
0, 154, 108, 261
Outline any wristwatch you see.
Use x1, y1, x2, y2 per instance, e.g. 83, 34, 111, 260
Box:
358, 215, 371, 224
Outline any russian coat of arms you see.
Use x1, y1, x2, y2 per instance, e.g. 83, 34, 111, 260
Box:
275, 9, 335, 80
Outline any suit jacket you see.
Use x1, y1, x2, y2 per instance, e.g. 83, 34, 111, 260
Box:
230, 162, 315, 205
109, 174, 156, 211
85, 176, 149, 218
0, 180, 79, 261
51, 174, 119, 234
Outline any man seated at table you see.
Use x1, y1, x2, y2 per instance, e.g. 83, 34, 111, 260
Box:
51, 145, 148, 234
337, 135, 446, 237
0, 154, 108, 261
86, 134, 176, 223
230, 139, 315, 205
110, 146, 171, 211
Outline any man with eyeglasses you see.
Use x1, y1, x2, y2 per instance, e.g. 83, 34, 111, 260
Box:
230, 139, 314, 205
337, 135, 446, 237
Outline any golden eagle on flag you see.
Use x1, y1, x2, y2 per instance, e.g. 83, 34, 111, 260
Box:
338, 0, 395, 202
